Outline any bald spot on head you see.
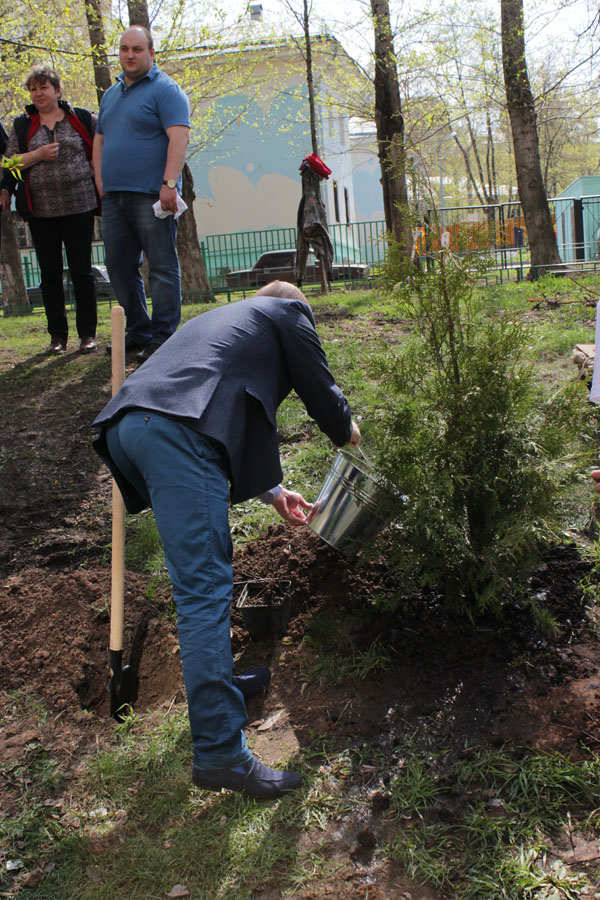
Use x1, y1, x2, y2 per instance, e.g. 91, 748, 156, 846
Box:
122, 25, 153, 49
254, 281, 308, 303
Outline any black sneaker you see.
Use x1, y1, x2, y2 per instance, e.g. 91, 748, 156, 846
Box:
136, 343, 161, 362
192, 755, 302, 798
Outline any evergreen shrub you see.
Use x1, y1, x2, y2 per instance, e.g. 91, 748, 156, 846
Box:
369, 243, 594, 616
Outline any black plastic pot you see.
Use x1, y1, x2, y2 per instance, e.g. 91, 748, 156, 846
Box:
235, 579, 291, 641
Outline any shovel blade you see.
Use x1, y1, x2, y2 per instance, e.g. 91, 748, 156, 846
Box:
108, 649, 139, 721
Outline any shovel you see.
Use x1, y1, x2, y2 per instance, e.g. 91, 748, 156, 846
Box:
108, 305, 138, 719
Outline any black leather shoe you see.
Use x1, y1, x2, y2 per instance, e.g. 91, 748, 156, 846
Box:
136, 343, 161, 361
233, 666, 271, 699
192, 755, 302, 798
105, 337, 150, 356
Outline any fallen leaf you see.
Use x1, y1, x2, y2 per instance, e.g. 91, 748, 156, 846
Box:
89, 807, 108, 818
20, 868, 44, 887
85, 867, 102, 883
564, 838, 600, 863
258, 710, 284, 731
88, 835, 113, 854
166, 884, 190, 898
58, 812, 81, 827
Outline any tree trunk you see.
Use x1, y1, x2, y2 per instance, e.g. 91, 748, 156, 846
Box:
1, 211, 30, 311
178, 164, 214, 301
500, 0, 561, 278
128, 0, 150, 28
84, 0, 112, 106
303, 0, 319, 156
370, 0, 412, 258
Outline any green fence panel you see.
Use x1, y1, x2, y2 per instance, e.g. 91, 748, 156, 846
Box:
9, 199, 600, 307
203, 227, 297, 279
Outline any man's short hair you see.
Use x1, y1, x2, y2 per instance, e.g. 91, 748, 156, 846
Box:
25, 65, 62, 93
123, 25, 154, 50
254, 281, 307, 302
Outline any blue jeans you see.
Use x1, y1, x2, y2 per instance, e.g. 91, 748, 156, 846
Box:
105, 411, 252, 770
101, 192, 181, 346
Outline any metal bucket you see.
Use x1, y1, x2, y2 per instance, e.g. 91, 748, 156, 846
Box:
307, 449, 392, 557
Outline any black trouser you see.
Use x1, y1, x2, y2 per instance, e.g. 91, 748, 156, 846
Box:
28, 211, 97, 341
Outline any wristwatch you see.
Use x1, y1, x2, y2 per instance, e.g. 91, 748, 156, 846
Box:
162, 179, 177, 189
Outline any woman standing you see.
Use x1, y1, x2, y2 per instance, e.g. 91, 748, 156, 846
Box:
0, 65, 98, 353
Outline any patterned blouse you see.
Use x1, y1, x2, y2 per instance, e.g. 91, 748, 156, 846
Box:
6, 113, 97, 218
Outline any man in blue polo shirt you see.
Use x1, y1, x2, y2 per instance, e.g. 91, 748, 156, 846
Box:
93, 26, 190, 360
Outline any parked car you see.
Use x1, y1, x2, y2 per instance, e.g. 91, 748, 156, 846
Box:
26, 265, 115, 306
225, 249, 369, 290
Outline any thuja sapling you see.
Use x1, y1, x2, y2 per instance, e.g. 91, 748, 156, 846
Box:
368, 240, 593, 616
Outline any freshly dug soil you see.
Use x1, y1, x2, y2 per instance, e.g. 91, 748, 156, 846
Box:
1, 323, 600, 899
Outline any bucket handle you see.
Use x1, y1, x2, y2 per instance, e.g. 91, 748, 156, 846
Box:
354, 444, 370, 465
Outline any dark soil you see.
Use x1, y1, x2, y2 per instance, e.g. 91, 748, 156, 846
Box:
1, 333, 600, 899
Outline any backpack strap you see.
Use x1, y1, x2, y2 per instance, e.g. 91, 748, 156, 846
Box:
62, 104, 99, 212
13, 112, 34, 154
66, 107, 94, 160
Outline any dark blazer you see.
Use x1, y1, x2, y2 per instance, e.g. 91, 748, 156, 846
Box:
93, 295, 352, 512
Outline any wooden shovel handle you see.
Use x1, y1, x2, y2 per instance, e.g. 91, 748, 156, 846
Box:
110, 306, 126, 655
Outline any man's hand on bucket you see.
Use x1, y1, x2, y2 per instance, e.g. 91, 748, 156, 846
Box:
273, 488, 313, 526
349, 420, 361, 446
592, 469, 600, 495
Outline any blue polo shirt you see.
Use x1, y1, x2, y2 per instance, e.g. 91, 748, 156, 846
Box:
97, 65, 190, 193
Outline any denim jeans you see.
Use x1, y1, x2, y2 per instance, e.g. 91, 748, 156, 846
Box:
101, 192, 181, 346
29, 211, 97, 340
105, 410, 252, 770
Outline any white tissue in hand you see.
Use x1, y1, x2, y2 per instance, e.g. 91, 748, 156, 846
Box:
152, 196, 188, 220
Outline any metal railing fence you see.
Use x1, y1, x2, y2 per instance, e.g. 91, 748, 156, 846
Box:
7, 194, 600, 311
19, 242, 108, 288
201, 220, 387, 288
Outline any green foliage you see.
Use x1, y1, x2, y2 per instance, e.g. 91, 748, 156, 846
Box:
1, 155, 22, 176
369, 246, 596, 616
124, 510, 168, 580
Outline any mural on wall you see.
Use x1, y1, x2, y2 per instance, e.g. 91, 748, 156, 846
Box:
185, 64, 365, 242
199, 167, 300, 235
187, 93, 315, 237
